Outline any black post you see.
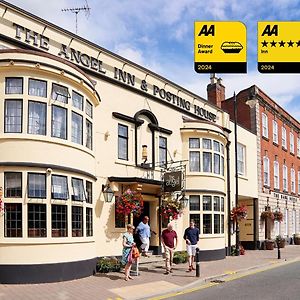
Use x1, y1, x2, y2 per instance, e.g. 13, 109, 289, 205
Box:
234, 92, 240, 256
277, 239, 281, 259
195, 248, 200, 277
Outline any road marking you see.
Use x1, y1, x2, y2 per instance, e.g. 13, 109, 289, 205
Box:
148, 259, 300, 300
148, 282, 219, 300
224, 270, 237, 274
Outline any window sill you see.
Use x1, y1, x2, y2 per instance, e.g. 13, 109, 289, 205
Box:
238, 174, 248, 181
273, 142, 279, 147
0, 238, 95, 244
282, 147, 287, 152
187, 172, 225, 179
115, 159, 135, 167
262, 136, 269, 142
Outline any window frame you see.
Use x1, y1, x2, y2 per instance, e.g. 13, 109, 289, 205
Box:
291, 168, 296, 193
263, 156, 270, 187
4, 172, 22, 198
71, 177, 86, 201
71, 111, 83, 145
272, 120, 278, 144
86, 207, 93, 237
72, 206, 83, 237
51, 104, 67, 140
27, 100, 47, 135
4, 203, 22, 238
72, 90, 84, 111
27, 172, 47, 199
51, 204, 68, 237
262, 113, 268, 138
4, 99, 23, 133
51, 83, 69, 104
274, 161, 280, 190
282, 127, 287, 149
5, 77, 23, 94
86, 181, 93, 204
159, 136, 167, 168
290, 132, 295, 154
27, 203, 47, 238
51, 175, 69, 200
28, 78, 47, 98
118, 124, 129, 161
283, 164, 288, 192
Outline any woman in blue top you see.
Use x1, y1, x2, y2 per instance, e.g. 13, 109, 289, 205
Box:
121, 224, 136, 281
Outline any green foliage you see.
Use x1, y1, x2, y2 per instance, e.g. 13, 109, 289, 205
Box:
96, 257, 121, 273
173, 251, 188, 264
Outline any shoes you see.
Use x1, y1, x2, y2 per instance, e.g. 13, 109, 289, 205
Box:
191, 265, 196, 270
142, 252, 150, 257
124, 277, 129, 281
186, 266, 192, 272
128, 276, 134, 280
164, 271, 170, 275
170, 269, 173, 273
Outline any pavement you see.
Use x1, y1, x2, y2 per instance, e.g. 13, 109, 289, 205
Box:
0, 245, 300, 300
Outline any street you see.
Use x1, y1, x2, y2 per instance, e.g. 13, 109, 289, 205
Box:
164, 261, 300, 300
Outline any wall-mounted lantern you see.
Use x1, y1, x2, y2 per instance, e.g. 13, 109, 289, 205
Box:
102, 184, 114, 203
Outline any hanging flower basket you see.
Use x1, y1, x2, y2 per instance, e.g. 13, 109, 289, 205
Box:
115, 189, 143, 217
230, 205, 248, 221
160, 198, 184, 220
261, 210, 275, 221
273, 211, 283, 222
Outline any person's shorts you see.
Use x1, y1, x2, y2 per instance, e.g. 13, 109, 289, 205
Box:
186, 244, 197, 256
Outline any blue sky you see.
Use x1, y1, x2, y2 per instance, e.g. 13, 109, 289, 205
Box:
6, 0, 300, 118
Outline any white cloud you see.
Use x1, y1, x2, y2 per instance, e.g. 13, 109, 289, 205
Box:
114, 44, 145, 65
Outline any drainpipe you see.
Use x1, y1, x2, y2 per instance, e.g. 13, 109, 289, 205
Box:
226, 141, 231, 256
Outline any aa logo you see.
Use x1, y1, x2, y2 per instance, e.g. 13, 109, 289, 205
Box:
261, 25, 278, 36
198, 25, 215, 36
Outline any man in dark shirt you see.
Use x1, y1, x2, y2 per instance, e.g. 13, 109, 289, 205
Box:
161, 223, 178, 274
183, 220, 199, 272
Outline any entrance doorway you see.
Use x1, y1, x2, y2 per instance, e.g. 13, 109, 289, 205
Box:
133, 202, 150, 248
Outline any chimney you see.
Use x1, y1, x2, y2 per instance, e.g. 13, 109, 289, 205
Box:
207, 73, 225, 108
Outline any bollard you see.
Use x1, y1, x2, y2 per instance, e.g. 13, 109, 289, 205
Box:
195, 247, 200, 277
277, 242, 281, 259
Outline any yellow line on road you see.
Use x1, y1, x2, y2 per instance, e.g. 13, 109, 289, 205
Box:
148, 258, 300, 300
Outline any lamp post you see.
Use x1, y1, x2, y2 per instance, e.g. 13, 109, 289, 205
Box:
234, 92, 240, 256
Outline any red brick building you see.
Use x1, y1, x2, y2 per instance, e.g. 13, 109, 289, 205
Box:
208, 75, 300, 248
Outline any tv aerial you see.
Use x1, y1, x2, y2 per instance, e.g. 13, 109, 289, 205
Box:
62, 0, 90, 34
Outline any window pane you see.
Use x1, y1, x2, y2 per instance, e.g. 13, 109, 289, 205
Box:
71, 112, 83, 144
221, 157, 224, 176
118, 124, 128, 160
203, 139, 212, 149
214, 153, 220, 174
214, 196, 220, 211
189, 138, 200, 148
4, 172, 22, 198
28, 101, 46, 135
86, 181, 93, 204
189, 151, 200, 172
51, 83, 68, 103
71, 178, 86, 201
5, 100, 22, 133
214, 214, 220, 234
72, 91, 83, 110
51, 105, 67, 139
118, 124, 128, 137
203, 214, 212, 234
221, 215, 224, 233
86, 100, 93, 118
203, 196, 212, 210
203, 152, 212, 172
221, 197, 224, 212
72, 206, 83, 237
29, 79, 47, 97
86, 207, 93, 237
159, 137, 167, 167
51, 175, 68, 199
189, 195, 200, 211
4, 203, 22, 237
86, 120, 93, 150
28, 173, 46, 198
5, 78, 23, 94
190, 214, 200, 230
28, 204, 47, 237
213, 141, 220, 152
51, 205, 67, 237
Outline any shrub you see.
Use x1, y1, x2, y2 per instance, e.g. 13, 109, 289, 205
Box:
173, 251, 188, 264
96, 257, 121, 273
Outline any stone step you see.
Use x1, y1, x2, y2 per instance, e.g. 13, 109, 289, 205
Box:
138, 254, 164, 265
